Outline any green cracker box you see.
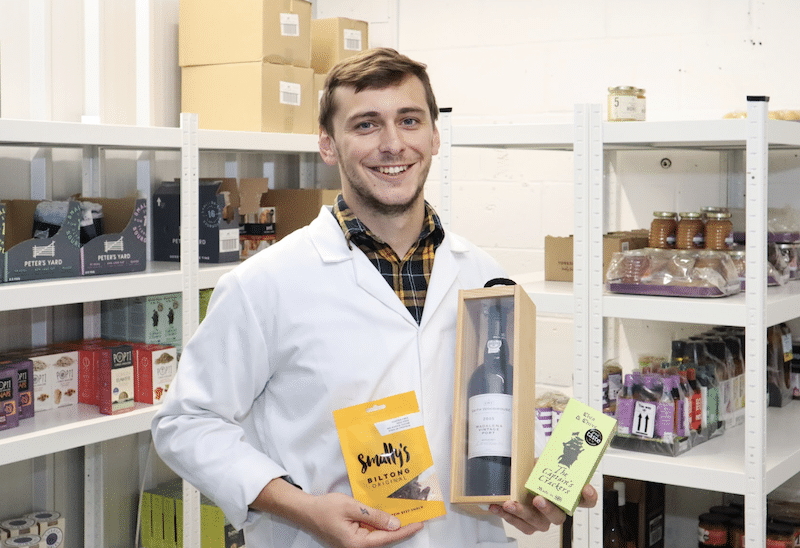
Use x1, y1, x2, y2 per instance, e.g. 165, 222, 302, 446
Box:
525, 398, 616, 515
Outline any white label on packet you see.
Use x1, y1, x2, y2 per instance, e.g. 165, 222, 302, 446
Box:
374, 411, 423, 436
280, 81, 302, 106
280, 13, 300, 36
343, 29, 362, 51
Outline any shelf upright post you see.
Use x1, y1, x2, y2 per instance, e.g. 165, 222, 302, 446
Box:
135, 0, 155, 262
437, 107, 453, 231
744, 97, 769, 548
180, 112, 203, 548
571, 104, 605, 548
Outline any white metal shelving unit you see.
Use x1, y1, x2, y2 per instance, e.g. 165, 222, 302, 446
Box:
0, 115, 318, 546
444, 103, 800, 548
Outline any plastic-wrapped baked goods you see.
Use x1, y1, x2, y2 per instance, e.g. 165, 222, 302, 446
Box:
606, 248, 741, 297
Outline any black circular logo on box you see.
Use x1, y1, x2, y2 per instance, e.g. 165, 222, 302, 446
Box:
584, 428, 603, 447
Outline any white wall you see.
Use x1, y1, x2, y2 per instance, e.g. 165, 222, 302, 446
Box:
3, 0, 800, 546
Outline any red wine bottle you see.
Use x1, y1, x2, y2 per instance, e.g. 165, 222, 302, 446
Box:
466, 299, 513, 496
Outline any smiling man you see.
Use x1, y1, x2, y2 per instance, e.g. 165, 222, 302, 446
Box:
152, 48, 596, 548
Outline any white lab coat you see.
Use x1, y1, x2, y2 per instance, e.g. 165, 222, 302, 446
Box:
151, 206, 516, 547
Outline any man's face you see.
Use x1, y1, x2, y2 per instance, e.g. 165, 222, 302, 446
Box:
319, 75, 440, 217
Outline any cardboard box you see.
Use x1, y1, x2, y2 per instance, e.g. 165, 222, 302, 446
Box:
544, 231, 650, 282
238, 178, 276, 259
24, 347, 78, 412
141, 478, 246, 548
1, 200, 82, 283
182, 61, 315, 133
0, 359, 34, 420
450, 284, 537, 513
81, 197, 147, 276
101, 293, 183, 354
525, 398, 616, 515
98, 342, 134, 415
0, 203, 6, 284
311, 17, 369, 74
261, 189, 340, 241
153, 179, 240, 263
313, 73, 326, 134
0, 366, 19, 431
134, 344, 178, 404
180, 0, 312, 68
604, 476, 665, 548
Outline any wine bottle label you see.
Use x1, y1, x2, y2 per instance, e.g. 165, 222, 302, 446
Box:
467, 393, 513, 459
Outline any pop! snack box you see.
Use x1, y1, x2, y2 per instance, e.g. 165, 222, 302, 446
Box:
525, 398, 617, 515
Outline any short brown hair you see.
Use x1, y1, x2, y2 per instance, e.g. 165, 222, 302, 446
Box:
319, 47, 439, 137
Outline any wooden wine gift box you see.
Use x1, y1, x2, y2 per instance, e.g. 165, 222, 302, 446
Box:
450, 283, 537, 513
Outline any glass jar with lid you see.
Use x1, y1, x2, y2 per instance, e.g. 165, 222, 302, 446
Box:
608, 86, 646, 121
706, 211, 734, 250
649, 211, 678, 249
677, 212, 705, 249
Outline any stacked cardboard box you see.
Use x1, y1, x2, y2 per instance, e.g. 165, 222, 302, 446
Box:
180, 0, 315, 133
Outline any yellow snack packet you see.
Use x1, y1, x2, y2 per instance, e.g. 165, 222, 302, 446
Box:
333, 391, 447, 526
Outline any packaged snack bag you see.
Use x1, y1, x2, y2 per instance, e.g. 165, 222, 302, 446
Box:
333, 391, 446, 526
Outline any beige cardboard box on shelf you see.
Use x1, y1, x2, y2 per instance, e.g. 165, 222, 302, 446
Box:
181, 61, 315, 133
544, 231, 649, 282
262, 189, 340, 241
450, 283, 536, 514
314, 73, 326, 134
238, 178, 276, 260
179, 0, 312, 68
311, 17, 369, 74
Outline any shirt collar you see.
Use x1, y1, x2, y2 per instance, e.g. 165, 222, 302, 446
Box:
330, 193, 445, 250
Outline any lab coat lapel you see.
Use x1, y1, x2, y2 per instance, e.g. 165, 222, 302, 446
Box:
351, 250, 418, 326
419, 233, 463, 329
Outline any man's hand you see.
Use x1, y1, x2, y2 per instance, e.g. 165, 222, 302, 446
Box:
252, 479, 422, 548
488, 484, 598, 535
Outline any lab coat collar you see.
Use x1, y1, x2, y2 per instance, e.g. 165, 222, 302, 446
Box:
307, 206, 470, 327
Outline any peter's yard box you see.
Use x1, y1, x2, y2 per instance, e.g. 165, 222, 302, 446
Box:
152, 179, 240, 263
81, 197, 147, 276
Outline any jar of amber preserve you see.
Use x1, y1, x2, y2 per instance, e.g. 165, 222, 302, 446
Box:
677, 212, 705, 250
649, 211, 677, 249
608, 86, 646, 121
705, 211, 734, 250
698, 513, 729, 547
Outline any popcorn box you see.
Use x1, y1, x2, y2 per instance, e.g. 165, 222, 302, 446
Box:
98, 343, 134, 415
134, 344, 178, 404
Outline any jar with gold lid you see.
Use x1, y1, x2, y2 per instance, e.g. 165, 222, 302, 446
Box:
677, 212, 705, 250
608, 86, 646, 121
649, 211, 677, 249
706, 211, 734, 250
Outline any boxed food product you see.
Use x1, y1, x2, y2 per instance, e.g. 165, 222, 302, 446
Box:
26, 347, 78, 412
133, 344, 178, 404
238, 178, 276, 260
544, 231, 650, 282
260, 189, 340, 241
311, 17, 369, 74
525, 398, 616, 515
152, 179, 240, 263
0, 359, 34, 420
179, 0, 312, 68
199, 289, 213, 323
0, 203, 5, 284
0, 367, 19, 431
25, 511, 64, 548
101, 293, 183, 353
450, 282, 537, 513
98, 342, 134, 415
1, 200, 81, 283
141, 478, 246, 548
80, 197, 147, 276
181, 61, 315, 133
76, 342, 102, 406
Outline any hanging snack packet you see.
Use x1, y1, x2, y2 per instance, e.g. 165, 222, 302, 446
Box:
333, 391, 447, 526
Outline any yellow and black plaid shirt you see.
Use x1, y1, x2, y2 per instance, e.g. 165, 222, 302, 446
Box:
331, 194, 445, 324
